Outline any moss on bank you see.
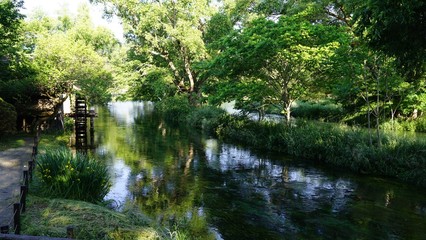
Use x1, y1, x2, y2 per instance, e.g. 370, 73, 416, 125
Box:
21, 195, 159, 240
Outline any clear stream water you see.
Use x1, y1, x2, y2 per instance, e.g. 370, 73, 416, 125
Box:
94, 102, 426, 240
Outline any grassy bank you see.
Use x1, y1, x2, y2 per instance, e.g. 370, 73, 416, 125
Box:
25, 130, 198, 239
214, 115, 426, 187
156, 98, 426, 188
21, 195, 158, 240
21, 131, 160, 239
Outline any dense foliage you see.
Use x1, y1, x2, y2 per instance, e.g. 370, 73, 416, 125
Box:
1, 1, 121, 131
353, 0, 426, 79
89, 0, 425, 131
25, 5, 119, 105
0, 97, 17, 135
0, 0, 424, 131
0, 0, 38, 129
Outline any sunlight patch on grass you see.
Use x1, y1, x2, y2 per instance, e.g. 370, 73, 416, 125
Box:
0, 134, 31, 151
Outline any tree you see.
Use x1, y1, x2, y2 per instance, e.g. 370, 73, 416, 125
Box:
25, 6, 117, 105
93, 0, 218, 105
321, 0, 426, 128
0, 0, 39, 131
0, 0, 23, 61
212, 11, 342, 123
353, 0, 426, 80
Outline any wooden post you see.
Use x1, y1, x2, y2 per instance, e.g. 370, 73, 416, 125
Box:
66, 226, 75, 239
28, 160, 33, 180
0, 225, 9, 234
13, 203, 20, 234
32, 146, 37, 156
23, 171, 29, 187
20, 186, 27, 213
89, 110, 95, 148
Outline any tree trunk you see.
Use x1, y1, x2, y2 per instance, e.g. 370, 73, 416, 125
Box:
365, 79, 373, 146
376, 75, 381, 147
284, 103, 291, 125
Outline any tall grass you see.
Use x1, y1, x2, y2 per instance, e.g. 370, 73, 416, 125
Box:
35, 148, 111, 203
215, 115, 426, 187
291, 100, 344, 122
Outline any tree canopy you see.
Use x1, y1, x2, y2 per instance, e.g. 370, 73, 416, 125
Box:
353, 0, 426, 79
0, 0, 425, 132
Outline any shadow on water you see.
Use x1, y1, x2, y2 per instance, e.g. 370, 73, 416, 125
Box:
94, 102, 426, 240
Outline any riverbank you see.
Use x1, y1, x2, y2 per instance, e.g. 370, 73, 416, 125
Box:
214, 115, 426, 187
156, 100, 426, 188
18, 131, 180, 239
21, 195, 158, 239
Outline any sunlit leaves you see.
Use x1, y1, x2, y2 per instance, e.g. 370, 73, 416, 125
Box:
93, 0, 219, 102
25, 5, 118, 104
213, 11, 342, 120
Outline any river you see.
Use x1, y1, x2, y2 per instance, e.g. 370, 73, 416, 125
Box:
94, 101, 426, 239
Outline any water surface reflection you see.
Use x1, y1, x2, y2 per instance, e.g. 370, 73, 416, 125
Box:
95, 102, 426, 239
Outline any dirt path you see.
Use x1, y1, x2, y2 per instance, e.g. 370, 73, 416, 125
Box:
0, 139, 32, 228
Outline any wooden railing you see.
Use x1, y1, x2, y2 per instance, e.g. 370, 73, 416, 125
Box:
0, 131, 73, 239
0, 133, 39, 235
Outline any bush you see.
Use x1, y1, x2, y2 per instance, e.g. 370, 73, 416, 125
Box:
0, 97, 17, 135
381, 117, 426, 132
155, 95, 192, 124
414, 116, 426, 132
186, 106, 226, 134
292, 100, 344, 122
35, 148, 111, 203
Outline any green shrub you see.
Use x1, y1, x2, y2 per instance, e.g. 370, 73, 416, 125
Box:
381, 117, 426, 132
292, 100, 344, 122
0, 97, 17, 135
380, 120, 405, 131
186, 106, 226, 134
155, 95, 192, 124
35, 148, 111, 203
414, 116, 426, 132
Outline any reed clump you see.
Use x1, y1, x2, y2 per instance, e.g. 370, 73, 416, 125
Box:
35, 148, 111, 203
